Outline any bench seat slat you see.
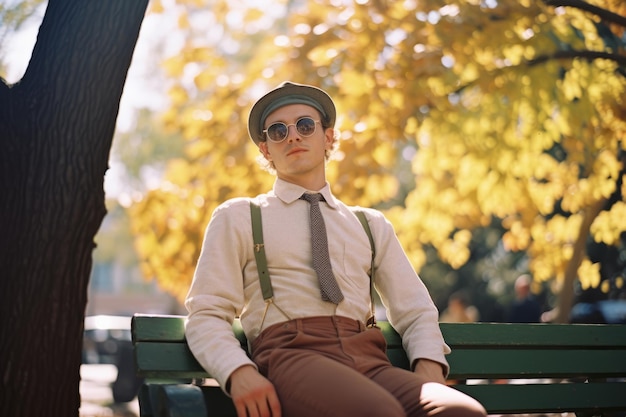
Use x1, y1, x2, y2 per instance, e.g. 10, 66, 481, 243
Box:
454, 382, 626, 414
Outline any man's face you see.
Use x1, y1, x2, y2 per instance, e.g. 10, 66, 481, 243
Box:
259, 103, 333, 187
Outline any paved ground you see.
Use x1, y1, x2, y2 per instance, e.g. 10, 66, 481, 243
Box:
79, 402, 138, 417
79, 364, 139, 417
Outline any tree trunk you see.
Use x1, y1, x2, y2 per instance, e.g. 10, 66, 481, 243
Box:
0, 0, 148, 415
554, 197, 607, 323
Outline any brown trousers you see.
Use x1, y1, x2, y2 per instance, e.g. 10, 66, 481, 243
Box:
251, 315, 487, 417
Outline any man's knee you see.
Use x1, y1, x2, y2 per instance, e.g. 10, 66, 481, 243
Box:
276, 373, 407, 417
427, 385, 486, 417
279, 390, 406, 417
441, 401, 487, 417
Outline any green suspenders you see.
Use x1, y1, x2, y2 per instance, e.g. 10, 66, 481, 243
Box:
250, 201, 377, 327
354, 210, 377, 327
250, 202, 272, 300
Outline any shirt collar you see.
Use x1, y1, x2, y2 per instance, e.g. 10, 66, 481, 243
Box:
273, 178, 339, 209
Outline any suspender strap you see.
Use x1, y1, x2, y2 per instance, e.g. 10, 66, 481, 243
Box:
249, 202, 376, 326
250, 201, 273, 300
353, 210, 377, 327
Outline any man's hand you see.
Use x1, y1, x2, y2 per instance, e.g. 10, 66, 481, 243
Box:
414, 358, 446, 384
228, 365, 281, 417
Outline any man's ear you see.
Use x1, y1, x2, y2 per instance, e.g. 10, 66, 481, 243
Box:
259, 142, 272, 160
324, 128, 335, 149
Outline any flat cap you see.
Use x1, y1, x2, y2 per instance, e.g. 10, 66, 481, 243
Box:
247, 81, 336, 145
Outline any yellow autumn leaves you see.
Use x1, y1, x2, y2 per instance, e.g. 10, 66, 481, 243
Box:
129, 0, 626, 313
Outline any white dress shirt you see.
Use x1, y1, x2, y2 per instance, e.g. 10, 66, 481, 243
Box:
185, 178, 450, 390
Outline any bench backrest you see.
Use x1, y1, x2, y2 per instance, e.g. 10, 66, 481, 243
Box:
132, 314, 626, 415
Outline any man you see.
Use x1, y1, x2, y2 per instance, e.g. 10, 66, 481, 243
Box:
508, 274, 542, 323
440, 290, 479, 323
185, 81, 487, 417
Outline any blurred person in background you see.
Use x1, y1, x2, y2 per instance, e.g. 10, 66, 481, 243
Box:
440, 290, 479, 323
507, 274, 542, 323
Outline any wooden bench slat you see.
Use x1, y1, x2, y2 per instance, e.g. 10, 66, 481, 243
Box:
455, 382, 626, 414
134, 342, 209, 379
134, 341, 409, 378
135, 342, 626, 380
133, 315, 626, 347
441, 322, 626, 347
447, 349, 626, 379
132, 314, 246, 344
133, 314, 186, 342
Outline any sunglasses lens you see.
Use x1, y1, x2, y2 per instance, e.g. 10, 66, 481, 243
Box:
296, 117, 316, 136
267, 123, 288, 142
264, 117, 318, 142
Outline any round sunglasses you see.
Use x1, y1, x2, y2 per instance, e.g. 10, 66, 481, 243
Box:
263, 117, 321, 143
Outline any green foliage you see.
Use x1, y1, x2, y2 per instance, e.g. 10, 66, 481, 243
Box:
0, 0, 45, 70
113, 108, 186, 189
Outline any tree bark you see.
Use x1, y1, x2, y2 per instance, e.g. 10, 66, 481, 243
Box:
0, 0, 148, 415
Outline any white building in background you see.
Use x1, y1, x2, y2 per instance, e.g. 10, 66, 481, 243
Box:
87, 261, 185, 317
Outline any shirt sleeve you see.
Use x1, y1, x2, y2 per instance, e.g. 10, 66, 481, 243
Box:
184, 199, 257, 392
364, 208, 451, 375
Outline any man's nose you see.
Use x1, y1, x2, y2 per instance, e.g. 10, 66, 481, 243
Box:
286, 124, 301, 141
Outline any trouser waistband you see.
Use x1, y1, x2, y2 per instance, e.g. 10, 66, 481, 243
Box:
262, 315, 367, 334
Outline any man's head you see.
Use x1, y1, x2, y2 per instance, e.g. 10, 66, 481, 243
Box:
248, 81, 339, 175
514, 274, 532, 299
248, 81, 336, 146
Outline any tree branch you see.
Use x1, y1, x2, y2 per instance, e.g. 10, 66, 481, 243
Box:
453, 48, 626, 95
543, 0, 626, 28
527, 49, 626, 68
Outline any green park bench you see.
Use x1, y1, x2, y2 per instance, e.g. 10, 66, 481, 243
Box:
132, 314, 626, 417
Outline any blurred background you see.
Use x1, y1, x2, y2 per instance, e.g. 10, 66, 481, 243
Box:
2, 0, 625, 415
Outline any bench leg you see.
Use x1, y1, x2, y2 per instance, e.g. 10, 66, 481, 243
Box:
139, 383, 208, 417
